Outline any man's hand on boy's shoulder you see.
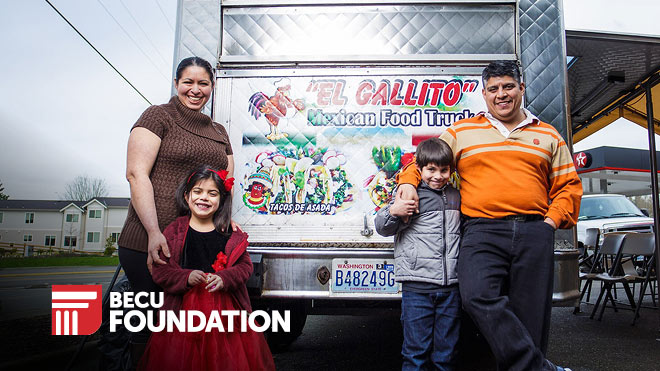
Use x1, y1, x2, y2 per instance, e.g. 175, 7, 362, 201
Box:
389, 195, 417, 222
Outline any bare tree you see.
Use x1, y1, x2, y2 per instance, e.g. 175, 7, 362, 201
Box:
630, 195, 653, 217
62, 175, 109, 201
0, 180, 8, 200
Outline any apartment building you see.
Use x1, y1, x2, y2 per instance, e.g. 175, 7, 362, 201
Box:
0, 198, 129, 252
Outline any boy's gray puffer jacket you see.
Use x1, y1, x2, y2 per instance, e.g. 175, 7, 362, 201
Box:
374, 182, 461, 286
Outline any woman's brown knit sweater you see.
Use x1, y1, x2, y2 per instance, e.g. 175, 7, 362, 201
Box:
118, 96, 233, 253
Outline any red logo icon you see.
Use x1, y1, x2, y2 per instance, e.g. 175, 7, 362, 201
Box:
573, 152, 592, 168
52, 285, 102, 335
533, 138, 540, 145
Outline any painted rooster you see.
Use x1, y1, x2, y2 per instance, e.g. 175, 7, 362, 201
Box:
248, 85, 305, 140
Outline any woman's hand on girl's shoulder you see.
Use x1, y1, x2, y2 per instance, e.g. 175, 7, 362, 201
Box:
205, 274, 224, 292
187, 270, 206, 286
230, 219, 241, 232
147, 232, 171, 273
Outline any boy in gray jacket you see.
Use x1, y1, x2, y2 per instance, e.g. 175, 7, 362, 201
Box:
375, 138, 461, 371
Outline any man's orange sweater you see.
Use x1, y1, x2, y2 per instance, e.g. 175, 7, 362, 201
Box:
397, 114, 582, 229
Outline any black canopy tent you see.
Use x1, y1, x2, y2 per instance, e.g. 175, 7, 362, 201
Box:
566, 29, 660, 329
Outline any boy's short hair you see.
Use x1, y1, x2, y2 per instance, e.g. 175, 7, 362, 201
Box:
415, 138, 454, 172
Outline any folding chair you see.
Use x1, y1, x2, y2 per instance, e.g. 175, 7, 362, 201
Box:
576, 228, 602, 307
587, 233, 630, 319
578, 232, 623, 305
617, 233, 656, 325
580, 228, 601, 272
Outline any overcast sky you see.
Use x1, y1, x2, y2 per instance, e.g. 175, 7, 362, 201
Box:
0, 0, 658, 200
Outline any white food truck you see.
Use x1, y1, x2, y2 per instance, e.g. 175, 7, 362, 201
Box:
173, 0, 577, 346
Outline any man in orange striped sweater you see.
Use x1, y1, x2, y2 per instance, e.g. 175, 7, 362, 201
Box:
396, 60, 582, 371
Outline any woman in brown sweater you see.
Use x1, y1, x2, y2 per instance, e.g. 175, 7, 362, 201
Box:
117, 56, 233, 354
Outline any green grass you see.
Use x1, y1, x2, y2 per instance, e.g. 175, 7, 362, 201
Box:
0, 256, 119, 268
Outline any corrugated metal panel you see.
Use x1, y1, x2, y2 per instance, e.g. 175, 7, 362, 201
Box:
220, 4, 515, 62
519, 0, 569, 139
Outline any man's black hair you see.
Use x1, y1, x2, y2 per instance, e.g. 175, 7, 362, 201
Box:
415, 138, 454, 172
481, 60, 522, 85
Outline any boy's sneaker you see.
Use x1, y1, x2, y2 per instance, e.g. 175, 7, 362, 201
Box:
547, 360, 572, 371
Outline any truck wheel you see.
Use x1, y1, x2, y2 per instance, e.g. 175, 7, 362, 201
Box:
262, 300, 308, 352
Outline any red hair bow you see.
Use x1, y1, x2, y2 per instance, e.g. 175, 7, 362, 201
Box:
209, 169, 234, 192
223, 177, 235, 192
186, 168, 234, 192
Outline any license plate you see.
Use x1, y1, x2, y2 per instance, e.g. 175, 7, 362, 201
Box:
330, 258, 399, 294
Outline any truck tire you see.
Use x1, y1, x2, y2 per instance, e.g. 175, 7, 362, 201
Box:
259, 300, 308, 352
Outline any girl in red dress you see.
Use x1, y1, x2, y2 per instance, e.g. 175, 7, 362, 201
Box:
140, 166, 275, 371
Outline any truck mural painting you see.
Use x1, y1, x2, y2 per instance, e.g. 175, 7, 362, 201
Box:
241, 147, 355, 215
242, 75, 485, 215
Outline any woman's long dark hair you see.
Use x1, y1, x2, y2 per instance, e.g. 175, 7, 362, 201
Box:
175, 165, 232, 234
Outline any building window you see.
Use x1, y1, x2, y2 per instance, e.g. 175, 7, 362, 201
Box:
110, 233, 121, 243
64, 236, 77, 247
45, 236, 56, 246
25, 212, 34, 224
0, 212, 3, 223
87, 232, 100, 243
23, 234, 33, 242
66, 213, 79, 223
89, 210, 102, 219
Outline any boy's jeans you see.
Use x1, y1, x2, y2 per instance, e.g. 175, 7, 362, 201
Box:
400, 288, 461, 371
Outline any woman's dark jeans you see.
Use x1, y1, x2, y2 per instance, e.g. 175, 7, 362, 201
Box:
118, 246, 162, 344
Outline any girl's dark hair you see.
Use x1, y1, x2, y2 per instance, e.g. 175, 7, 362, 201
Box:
175, 56, 214, 85
415, 138, 455, 172
175, 165, 232, 234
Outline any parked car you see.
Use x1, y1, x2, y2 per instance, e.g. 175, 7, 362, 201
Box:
577, 194, 653, 248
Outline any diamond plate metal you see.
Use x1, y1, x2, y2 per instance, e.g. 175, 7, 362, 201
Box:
221, 5, 514, 59
172, 0, 221, 115
519, 0, 569, 140
173, 0, 220, 65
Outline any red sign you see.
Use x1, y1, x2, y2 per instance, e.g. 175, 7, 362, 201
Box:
573, 152, 592, 169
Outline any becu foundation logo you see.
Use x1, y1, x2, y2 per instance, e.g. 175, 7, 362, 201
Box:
51, 285, 102, 335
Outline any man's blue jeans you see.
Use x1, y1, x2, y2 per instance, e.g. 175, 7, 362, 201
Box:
400, 288, 461, 371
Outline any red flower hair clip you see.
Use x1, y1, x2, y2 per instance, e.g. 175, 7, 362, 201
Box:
209, 169, 234, 192
212, 251, 228, 272
187, 168, 234, 192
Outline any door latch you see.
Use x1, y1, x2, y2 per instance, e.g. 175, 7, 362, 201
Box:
361, 212, 373, 237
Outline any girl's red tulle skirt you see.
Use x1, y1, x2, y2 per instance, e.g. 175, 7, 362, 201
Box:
139, 285, 275, 371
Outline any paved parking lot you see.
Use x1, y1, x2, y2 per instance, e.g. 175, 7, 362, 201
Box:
2, 268, 658, 371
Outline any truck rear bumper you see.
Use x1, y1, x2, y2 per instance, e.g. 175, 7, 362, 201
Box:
248, 247, 580, 306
